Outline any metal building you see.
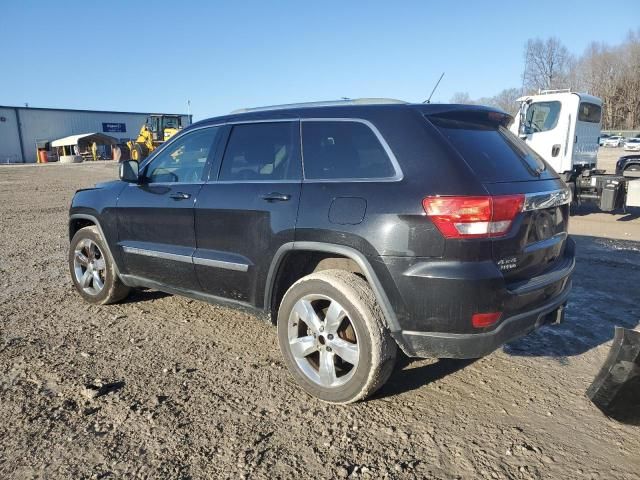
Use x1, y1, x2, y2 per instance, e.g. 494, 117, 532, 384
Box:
0, 106, 191, 163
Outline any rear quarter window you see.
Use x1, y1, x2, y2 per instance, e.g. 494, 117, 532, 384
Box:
427, 112, 557, 183
301, 120, 397, 180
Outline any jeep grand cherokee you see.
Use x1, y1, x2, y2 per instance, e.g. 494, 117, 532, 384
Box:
68, 99, 574, 403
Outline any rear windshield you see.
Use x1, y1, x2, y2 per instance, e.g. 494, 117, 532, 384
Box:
427, 111, 556, 183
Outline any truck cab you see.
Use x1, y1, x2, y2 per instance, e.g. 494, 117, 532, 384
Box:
147, 114, 183, 142
510, 90, 602, 179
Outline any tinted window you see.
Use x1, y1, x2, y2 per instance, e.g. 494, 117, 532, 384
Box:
219, 122, 300, 181
145, 127, 219, 183
524, 101, 561, 133
428, 112, 556, 182
302, 121, 396, 180
578, 102, 602, 123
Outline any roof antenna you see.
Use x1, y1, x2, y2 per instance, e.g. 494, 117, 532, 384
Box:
423, 72, 445, 104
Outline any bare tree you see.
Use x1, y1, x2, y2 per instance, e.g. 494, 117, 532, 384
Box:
450, 92, 474, 104
523, 38, 574, 92
486, 88, 521, 116
619, 30, 640, 129
452, 89, 521, 116
577, 42, 622, 128
455, 33, 640, 130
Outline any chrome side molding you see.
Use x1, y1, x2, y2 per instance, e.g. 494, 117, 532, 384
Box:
192, 256, 249, 272
122, 246, 192, 263
122, 245, 249, 272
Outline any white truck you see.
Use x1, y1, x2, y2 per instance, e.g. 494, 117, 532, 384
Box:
510, 89, 639, 211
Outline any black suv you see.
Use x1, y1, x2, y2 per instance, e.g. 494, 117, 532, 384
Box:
69, 99, 574, 403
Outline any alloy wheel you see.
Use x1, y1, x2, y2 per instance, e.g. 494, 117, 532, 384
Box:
73, 239, 107, 295
287, 294, 360, 388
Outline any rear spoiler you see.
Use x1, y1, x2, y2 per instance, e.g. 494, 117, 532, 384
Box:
418, 105, 513, 128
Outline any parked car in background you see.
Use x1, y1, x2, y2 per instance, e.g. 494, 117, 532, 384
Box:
68, 99, 574, 403
616, 154, 640, 176
623, 138, 640, 152
599, 134, 610, 146
603, 135, 626, 147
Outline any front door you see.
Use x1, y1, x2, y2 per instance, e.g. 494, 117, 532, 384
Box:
116, 126, 222, 290
194, 121, 302, 307
521, 100, 565, 172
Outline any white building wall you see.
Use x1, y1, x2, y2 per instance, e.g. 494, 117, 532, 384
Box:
0, 108, 23, 163
0, 107, 191, 163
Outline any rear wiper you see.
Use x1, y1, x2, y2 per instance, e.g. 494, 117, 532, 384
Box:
522, 153, 546, 176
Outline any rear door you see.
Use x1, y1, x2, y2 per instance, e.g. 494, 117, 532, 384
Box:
427, 110, 571, 283
194, 121, 302, 307
116, 126, 222, 289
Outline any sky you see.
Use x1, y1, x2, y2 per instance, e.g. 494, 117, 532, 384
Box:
1, 0, 638, 120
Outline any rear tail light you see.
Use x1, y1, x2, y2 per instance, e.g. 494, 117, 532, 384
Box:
471, 312, 502, 328
422, 195, 524, 239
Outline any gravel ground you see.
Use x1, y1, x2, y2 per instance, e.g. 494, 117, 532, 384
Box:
1, 161, 639, 479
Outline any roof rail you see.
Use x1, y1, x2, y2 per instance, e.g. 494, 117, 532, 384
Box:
538, 88, 572, 95
230, 98, 408, 114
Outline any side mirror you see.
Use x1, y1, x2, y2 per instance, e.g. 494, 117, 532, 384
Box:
119, 160, 140, 183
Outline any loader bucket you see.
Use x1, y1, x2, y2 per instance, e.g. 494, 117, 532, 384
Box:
586, 327, 640, 425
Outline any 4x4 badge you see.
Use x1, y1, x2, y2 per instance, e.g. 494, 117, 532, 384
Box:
497, 257, 518, 271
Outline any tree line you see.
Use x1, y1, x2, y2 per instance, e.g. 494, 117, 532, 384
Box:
450, 30, 640, 130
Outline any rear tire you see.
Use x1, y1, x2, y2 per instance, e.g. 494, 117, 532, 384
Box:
277, 269, 397, 404
69, 226, 130, 305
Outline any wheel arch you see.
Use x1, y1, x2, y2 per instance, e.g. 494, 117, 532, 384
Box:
625, 162, 640, 171
69, 213, 122, 276
265, 241, 400, 332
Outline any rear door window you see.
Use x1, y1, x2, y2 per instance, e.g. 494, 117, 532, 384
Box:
427, 111, 557, 183
219, 122, 301, 181
301, 121, 397, 180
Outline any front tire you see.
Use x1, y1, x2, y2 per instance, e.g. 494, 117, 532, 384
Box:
69, 226, 130, 305
277, 270, 397, 404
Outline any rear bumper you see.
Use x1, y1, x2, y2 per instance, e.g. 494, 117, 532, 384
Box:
378, 236, 575, 358
392, 282, 571, 358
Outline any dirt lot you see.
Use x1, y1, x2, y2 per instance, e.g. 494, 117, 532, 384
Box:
1, 160, 639, 479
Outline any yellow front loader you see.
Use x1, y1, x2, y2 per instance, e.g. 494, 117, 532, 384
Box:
127, 114, 183, 161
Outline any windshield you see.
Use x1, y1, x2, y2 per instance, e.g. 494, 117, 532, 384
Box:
524, 101, 561, 133
163, 117, 181, 129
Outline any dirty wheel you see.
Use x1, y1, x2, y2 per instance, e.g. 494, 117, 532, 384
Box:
278, 270, 396, 403
69, 226, 130, 304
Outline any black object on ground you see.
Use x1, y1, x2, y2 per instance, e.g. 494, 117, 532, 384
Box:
586, 327, 640, 425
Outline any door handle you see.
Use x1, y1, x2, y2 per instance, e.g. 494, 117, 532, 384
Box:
170, 192, 191, 200
262, 192, 291, 202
